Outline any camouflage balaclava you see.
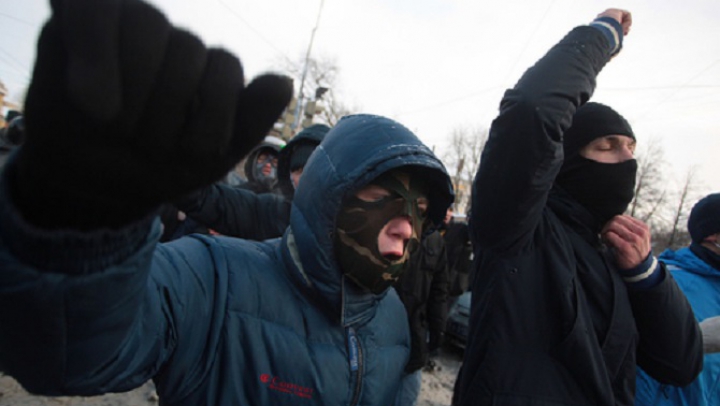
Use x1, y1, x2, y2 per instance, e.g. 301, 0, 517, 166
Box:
334, 170, 428, 294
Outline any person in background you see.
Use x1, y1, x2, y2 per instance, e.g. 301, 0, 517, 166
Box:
452, 9, 703, 406
169, 124, 330, 241
394, 206, 451, 406
277, 123, 330, 199
444, 205, 473, 300
635, 192, 720, 406
0, 111, 24, 169
234, 135, 285, 194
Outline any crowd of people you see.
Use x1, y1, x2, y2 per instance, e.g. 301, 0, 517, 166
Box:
0, 1, 718, 406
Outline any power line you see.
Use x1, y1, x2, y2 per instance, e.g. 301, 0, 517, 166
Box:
395, 86, 502, 117
0, 11, 36, 27
635, 59, 720, 120
603, 85, 720, 91
0, 46, 30, 79
215, 0, 294, 66
500, 0, 557, 88
0, 62, 29, 79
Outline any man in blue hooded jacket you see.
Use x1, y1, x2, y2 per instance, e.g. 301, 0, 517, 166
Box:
0, 0, 454, 405
635, 192, 720, 405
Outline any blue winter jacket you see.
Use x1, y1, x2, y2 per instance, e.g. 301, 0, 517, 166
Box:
0, 114, 453, 405
635, 247, 720, 406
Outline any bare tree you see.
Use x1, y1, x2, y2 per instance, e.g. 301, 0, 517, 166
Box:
442, 125, 488, 214
628, 137, 668, 227
277, 55, 359, 128
666, 168, 698, 250
649, 167, 699, 253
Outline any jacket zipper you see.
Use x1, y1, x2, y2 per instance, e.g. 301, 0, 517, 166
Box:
347, 327, 364, 406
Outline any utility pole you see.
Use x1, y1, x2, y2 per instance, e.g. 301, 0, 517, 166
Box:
291, 0, 325, 131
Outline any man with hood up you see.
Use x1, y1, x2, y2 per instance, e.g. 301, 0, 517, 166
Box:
277, 123, 330, 199
169, 123, 330, 241
635, 192, 720, 406
0, 3, 454, 406
235, 135, 285, 194
452, 8, 702, 406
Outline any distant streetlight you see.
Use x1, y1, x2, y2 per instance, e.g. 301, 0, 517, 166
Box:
315, 87, 329, 100
292, 0, 326, 131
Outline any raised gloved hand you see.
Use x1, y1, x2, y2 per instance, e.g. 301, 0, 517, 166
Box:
700, 315, 720, 353
14, 0, 292, 230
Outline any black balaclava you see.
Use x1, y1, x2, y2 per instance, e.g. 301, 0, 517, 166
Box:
334, 170, 428, 294
555, 102, 637, 226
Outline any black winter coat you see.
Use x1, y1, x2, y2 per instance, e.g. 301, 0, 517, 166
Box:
175, 183, 290, 240
444, 222, 473, 296
452, 26, 703, 406
394, 229, 449, 372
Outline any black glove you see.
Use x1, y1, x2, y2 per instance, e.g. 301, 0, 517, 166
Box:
428, 330, 444, 354
14, 0, 292, 230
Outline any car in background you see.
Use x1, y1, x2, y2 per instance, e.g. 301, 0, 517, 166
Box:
444, 290, 471, 350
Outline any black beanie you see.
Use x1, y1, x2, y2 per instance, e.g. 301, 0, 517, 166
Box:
289, 144, 316, 172
563, 102, 635, 157
688, 193, 720, 243
5, 110, 21, 123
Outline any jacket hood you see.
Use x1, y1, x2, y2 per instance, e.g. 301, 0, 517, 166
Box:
277, 124, 330, 199
281, 114, 454, 324
242, 136, 285, 185
660, 247, 720, 278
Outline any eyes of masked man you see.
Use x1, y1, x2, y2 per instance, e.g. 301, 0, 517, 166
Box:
335, 170, 430, 294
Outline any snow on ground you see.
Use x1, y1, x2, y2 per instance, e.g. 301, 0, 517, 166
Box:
0, 345, 463, 406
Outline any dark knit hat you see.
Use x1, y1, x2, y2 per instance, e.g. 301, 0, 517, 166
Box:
563, 102, 635, 157
289, 144, 316, 171
5, 110, 21, 123
688, 193, 720, 243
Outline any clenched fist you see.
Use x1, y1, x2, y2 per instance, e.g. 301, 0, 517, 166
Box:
601, 215, 652, 269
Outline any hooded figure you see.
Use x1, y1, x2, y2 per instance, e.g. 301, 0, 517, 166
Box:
240, 135, 285, 194
277, 123, 330, 199
0, 114, 454, 405
171, 125, 330, 241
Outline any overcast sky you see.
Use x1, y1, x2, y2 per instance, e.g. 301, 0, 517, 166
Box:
1, 0, 719, 197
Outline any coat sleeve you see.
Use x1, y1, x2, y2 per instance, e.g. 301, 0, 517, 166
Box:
471, 26, 611, 252
629, 266, 704, 386
175, 183, 290, 240
0, 174, 231, 398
